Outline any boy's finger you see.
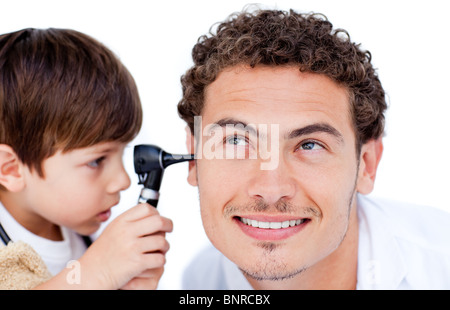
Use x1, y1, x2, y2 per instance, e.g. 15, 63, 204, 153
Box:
120, 272, 162, 290
133, 215, 174, 237
138, 234, 171, 254
120, 203, 159, 222
142, 252, 167, 270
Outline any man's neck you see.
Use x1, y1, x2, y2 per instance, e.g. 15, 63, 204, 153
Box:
246, 205, 359, 290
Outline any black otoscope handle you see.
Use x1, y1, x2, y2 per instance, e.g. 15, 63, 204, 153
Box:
146, 199, 159, 208
137, 168, 163, 208
138, 186, 160, 208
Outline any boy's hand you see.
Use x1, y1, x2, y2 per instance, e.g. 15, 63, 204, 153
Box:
120, 265, 165, 290
79, 203, 173, 289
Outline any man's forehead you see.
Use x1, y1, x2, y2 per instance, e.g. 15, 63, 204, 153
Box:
204, 65, 349, 111
204, 66, 349, 124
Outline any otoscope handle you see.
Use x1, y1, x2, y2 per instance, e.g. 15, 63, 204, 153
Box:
138, 187, 160, 208
146, 199, 159, 208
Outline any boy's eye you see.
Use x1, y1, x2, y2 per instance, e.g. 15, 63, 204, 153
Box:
87, 156, 105, 168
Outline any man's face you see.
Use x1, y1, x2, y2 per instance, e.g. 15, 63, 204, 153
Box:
189, 65, 365, 282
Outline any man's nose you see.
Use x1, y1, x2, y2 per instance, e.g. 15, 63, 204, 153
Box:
246, 156, 296, 205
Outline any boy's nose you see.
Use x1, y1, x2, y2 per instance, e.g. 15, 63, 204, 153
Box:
107, 164, 131, 194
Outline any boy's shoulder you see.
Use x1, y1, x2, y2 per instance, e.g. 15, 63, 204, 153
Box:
0, 241, 51, 289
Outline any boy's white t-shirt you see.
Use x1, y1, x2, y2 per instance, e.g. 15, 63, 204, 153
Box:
0, 202, 87, 275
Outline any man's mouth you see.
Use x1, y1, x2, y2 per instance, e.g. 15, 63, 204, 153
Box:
234, 216, 310, 241
238, 217, 307, 229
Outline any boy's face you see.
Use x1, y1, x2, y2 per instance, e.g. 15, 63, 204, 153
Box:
22, 141, 131, 235
188, 65, 367, 282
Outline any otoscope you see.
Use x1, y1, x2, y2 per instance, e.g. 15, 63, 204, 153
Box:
134, 144, 194, 207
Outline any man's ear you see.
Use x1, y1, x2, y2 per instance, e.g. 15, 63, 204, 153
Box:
0, 144, 25, 192
356, 138, 383, 195
185, 126, 198, 187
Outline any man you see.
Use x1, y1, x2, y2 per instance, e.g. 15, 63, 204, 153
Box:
177, 8, 450, 289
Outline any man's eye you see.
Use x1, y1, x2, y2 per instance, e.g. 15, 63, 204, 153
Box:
87, 157, 105, 168
299, 142, 323, 151
225, 135, 247, 146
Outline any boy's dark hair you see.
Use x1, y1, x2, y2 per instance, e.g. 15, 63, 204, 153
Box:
178, 9, 387, 151
0, 28, 142, 178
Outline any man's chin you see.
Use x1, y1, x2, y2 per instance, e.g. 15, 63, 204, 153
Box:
234, 248, 308, 282
238, 264, 307, 282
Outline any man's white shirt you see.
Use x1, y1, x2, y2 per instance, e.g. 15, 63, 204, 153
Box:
182, 195, 450, 289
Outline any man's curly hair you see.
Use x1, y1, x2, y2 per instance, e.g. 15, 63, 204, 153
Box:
178, 8, 387, 150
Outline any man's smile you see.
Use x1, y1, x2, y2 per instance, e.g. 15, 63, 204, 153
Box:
233, 215, 311, 241
238, 216, 308, 229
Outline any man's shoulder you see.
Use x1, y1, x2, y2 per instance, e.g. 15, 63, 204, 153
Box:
359, 195, 450, 254
357, 195, 450, 289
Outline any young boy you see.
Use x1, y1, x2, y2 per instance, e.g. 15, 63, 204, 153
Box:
0, 28, 173, 289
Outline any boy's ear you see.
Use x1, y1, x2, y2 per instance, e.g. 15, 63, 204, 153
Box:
185, 126, 198, 187
0, 144, 25, 192
356, 138, 384, 195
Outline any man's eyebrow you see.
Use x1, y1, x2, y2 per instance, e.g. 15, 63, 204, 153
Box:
206, 119, 344, 143
208, 118, 258, 137
287, 123, 344, 144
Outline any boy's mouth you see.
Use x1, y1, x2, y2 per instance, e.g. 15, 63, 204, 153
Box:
97, 209, 111, 222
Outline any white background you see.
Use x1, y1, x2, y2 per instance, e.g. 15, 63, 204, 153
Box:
1, 0, 449, 289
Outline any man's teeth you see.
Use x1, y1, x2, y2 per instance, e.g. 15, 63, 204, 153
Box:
239, 217, 306, 229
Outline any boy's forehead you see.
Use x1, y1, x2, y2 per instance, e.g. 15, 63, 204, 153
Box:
62, 141, 127, 156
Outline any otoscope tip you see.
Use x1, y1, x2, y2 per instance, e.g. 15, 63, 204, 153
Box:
162, 152, 194, 168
